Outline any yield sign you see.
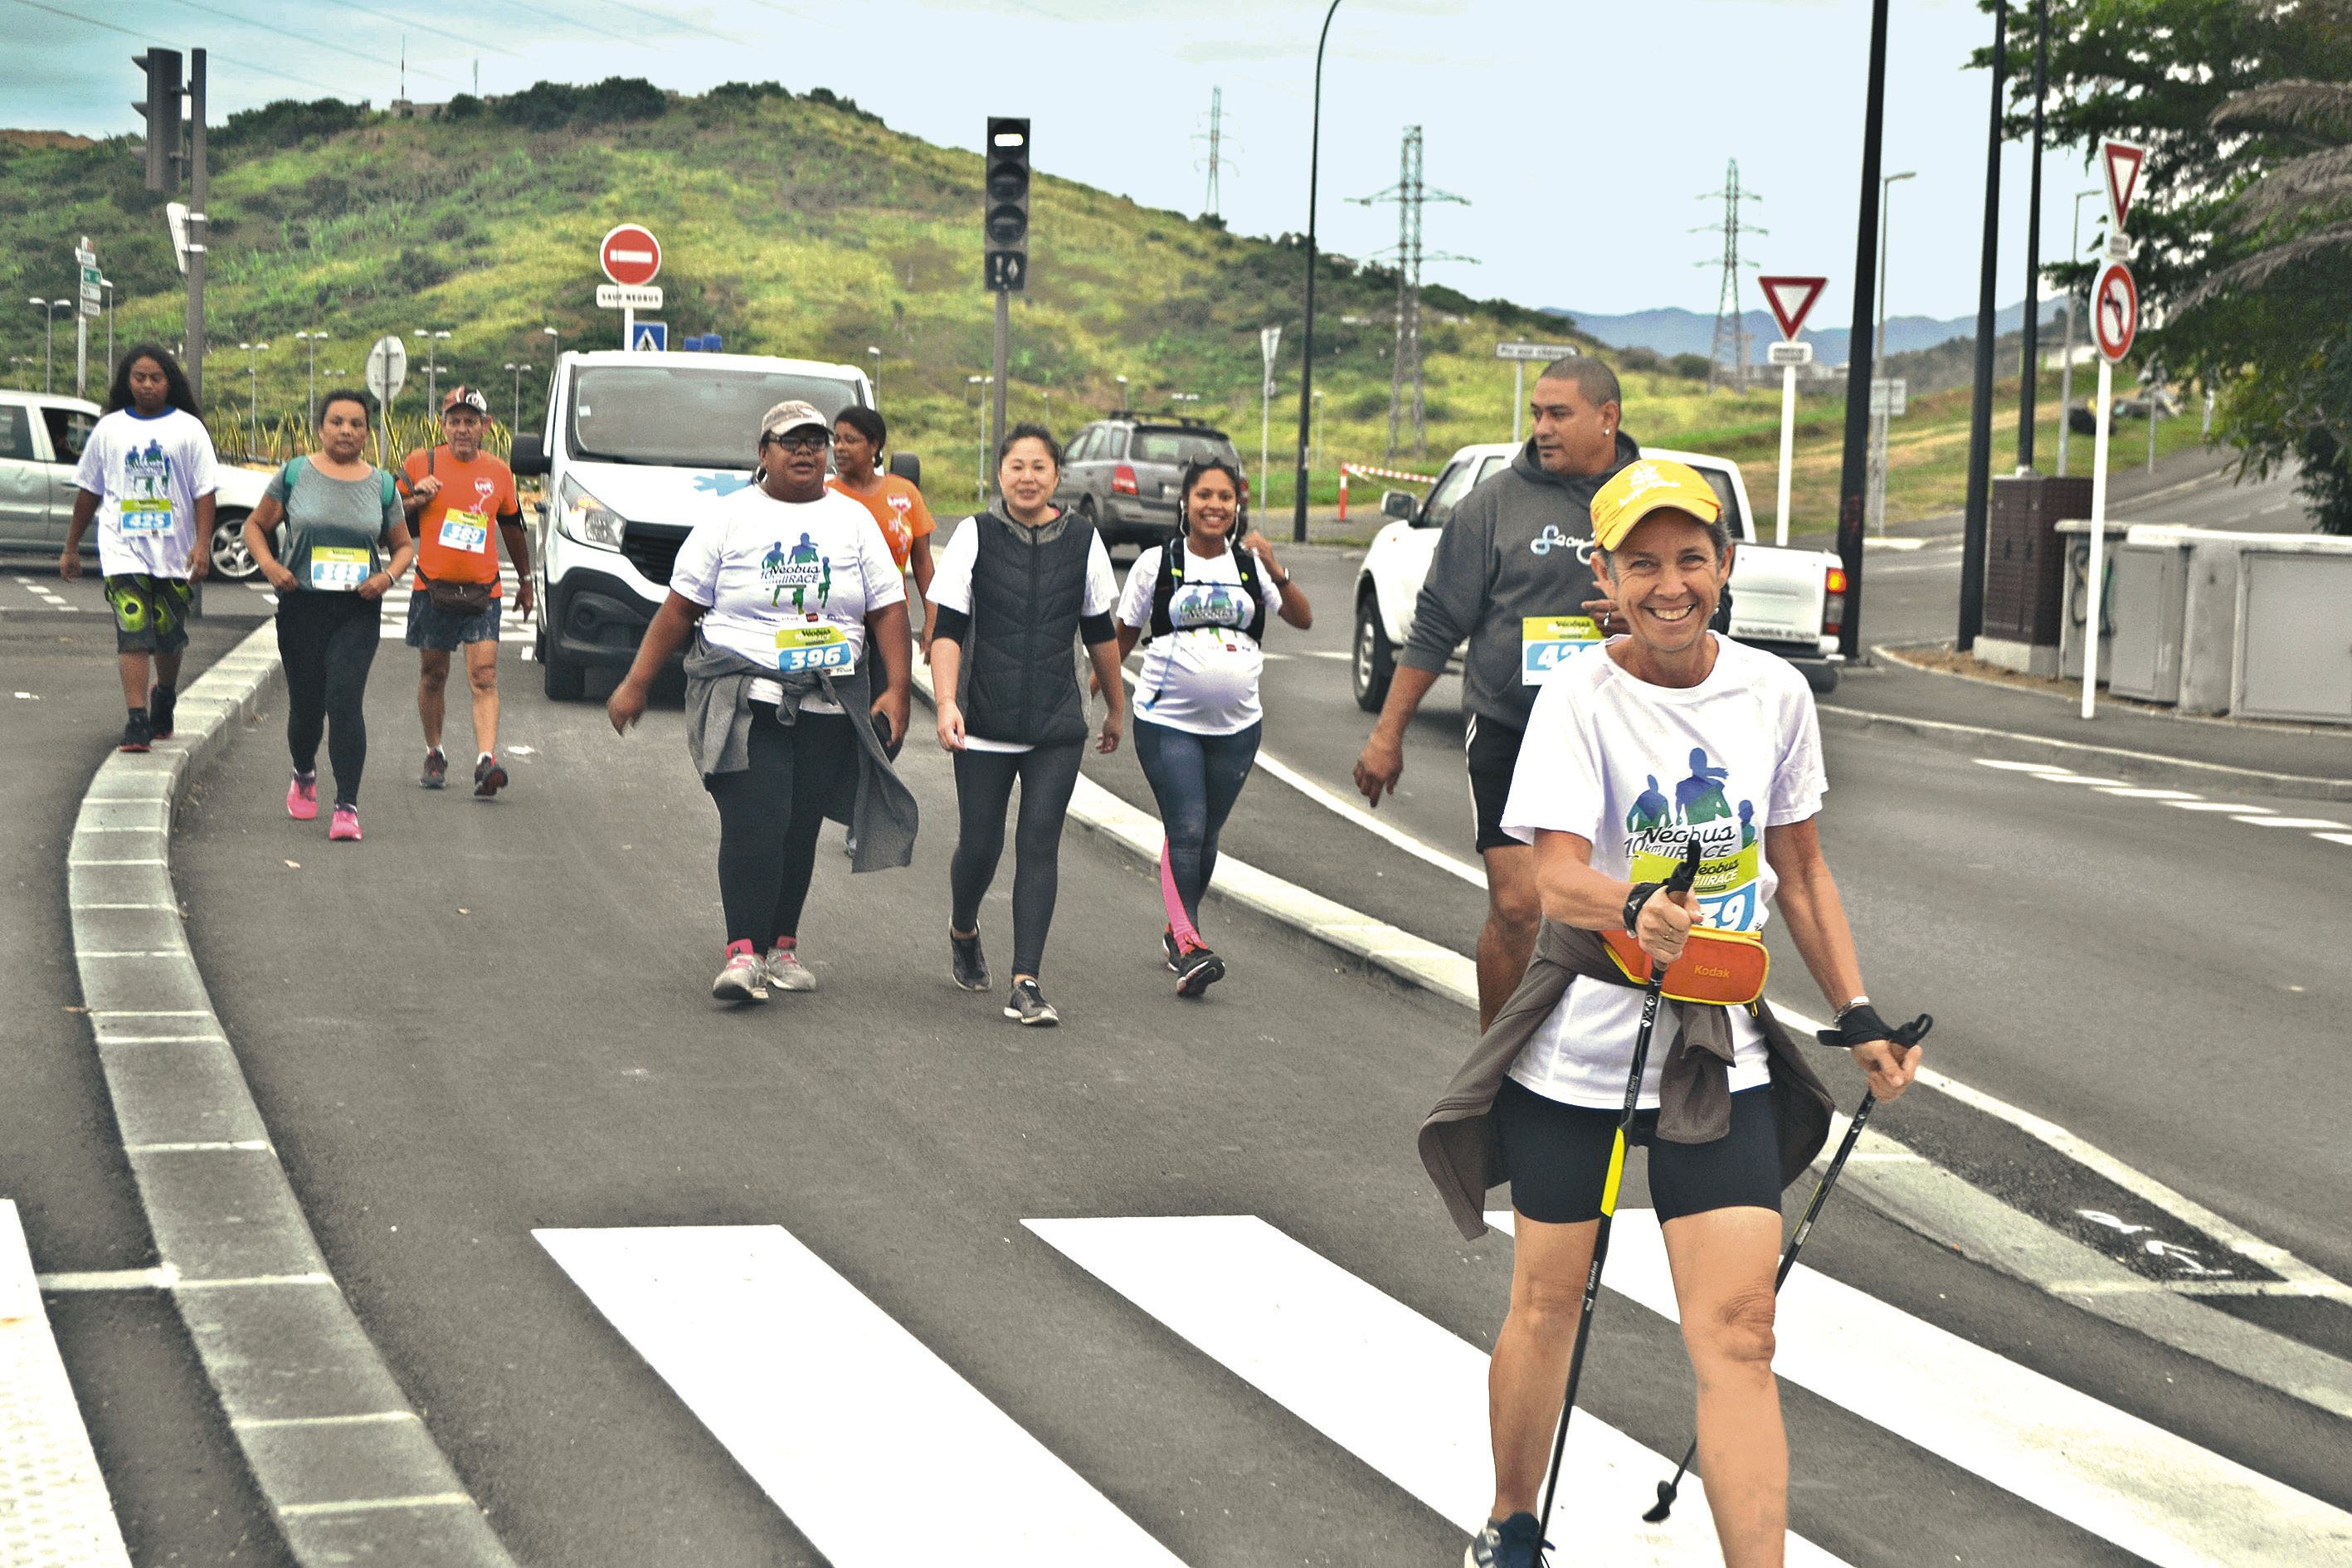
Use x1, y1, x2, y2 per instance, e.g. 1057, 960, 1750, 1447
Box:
600, 223, 662, 287
2102, 140, 2148, 235
1757, 275, 1828, 343
2092, 261, 2138, 363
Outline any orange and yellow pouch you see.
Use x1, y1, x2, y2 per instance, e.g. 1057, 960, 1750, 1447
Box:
1599, 925, 1770, 1007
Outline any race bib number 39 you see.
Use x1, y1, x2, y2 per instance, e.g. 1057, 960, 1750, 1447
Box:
436, 509, 489, 553
1522, 616, 1600, 684
776, 622, 856, 675
119, 498, 176, 537
309, 546, 372, 592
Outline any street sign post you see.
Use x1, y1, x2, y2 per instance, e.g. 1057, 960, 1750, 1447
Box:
1259, 325, 1282, 499
74, 240, 99, 395
365, 334, 408, 465
1495, 340, 1577, 443
1757, 275, 1829, 546
596, 284, 664, 310
2101, 139, 2147, 237
2082, 140, 2145, 721
599, 224, 662, 348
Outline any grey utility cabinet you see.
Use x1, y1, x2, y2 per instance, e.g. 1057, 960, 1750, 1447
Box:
2234, 550, 2352, 723
2109, 543, 2192, 704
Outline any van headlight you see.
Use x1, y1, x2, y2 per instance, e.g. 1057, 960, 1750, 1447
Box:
555, 475, 626, 550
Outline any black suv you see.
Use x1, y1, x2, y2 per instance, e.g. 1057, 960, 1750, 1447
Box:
1054, 416, 1245, 551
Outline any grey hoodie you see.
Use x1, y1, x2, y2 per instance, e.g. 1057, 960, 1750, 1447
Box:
1399, 431, 1639, 732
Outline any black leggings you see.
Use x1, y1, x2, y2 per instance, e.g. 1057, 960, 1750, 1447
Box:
277, 592, 381, 807
704, 708, 855, 947
949, 743, 1083, 977
1132, 718, 1260, 945
1493, 1079, 1782, 1225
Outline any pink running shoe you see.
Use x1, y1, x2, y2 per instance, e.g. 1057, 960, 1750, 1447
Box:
328, 804, 362, 841
286, 772, 319, 821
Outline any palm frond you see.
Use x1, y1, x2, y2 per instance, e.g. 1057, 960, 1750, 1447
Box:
2209, 80, 2352, 139
2233, 144, 2352, 224
2178, 218, 2352, 309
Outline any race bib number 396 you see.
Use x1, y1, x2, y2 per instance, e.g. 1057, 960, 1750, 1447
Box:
776, 622, 856, 675
1521, 616, 1600, 684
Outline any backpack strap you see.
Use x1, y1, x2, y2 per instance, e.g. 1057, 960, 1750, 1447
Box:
277, 455, 304, 505
1230, 545, 1269, 644
1147, 540, 1269, 644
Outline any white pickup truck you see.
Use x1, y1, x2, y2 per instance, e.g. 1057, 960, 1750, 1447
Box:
1350, 441, 1844, 709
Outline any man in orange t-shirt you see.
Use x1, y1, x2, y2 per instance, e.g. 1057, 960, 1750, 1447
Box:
397, 386, 533, 796
826, 407, 937, 647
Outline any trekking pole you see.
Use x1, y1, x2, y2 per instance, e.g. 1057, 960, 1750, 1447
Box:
1642, 1010, 1934, 1526
1534, 837, 1702, 1536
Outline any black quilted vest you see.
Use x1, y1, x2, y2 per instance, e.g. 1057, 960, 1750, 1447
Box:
958, 509, 1093, 747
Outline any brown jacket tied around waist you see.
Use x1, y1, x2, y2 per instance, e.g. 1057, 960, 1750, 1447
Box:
1418, 919, 1834, 1241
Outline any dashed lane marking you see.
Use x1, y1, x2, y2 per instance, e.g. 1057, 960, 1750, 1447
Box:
1974, 759, 2352, 849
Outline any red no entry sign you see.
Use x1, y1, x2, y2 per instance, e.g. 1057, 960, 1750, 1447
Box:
600, 223, 662, 287
2093, 261, 2138, 363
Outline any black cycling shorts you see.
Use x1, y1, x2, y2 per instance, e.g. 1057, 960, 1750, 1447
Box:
1493, 1078, 1782, 1225
1463, 714, 1525, 854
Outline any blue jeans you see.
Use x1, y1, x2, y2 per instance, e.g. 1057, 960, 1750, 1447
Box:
1132, 718, 1261, 947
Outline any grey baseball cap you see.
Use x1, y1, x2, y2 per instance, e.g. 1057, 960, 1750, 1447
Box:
760, 400, 831, 441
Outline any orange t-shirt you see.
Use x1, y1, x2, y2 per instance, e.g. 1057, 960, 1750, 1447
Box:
402, 447, 520, 591
827, 474, 934, 571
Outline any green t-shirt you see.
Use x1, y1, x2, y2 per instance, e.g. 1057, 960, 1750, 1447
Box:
266, 457, 402, 593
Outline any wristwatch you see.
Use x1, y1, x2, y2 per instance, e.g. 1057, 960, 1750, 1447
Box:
1622, 880, 1663, 933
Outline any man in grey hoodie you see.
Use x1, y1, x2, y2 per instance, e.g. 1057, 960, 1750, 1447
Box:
1354, 356, 1635, 1028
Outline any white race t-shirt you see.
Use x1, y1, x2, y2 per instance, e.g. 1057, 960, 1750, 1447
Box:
74, 407, 219, 577
1498, 635, 1827, 1111
1117, 543, 1287, 737
927, 514, 1119, 753
670, 485, 904, 715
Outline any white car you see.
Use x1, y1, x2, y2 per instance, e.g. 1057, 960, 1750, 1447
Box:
511, 349, 911, 701
0, 388, 272, 577
1350, 441, 1844, 709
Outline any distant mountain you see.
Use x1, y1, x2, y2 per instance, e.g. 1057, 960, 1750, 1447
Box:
1546, 301, 2066, 366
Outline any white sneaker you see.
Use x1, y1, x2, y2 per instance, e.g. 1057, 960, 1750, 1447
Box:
762, 947, 817, 992
713, 951, 769, 1002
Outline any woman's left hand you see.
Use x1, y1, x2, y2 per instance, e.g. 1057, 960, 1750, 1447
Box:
1096, 706, 1124, 755
1851, 1038, 1921, 1102
1240, 531, 1278, 571
871, 688, 910, 754
357, 570, 391, 602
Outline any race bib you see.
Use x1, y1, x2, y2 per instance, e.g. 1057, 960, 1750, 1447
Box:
119, 497, 176, 537
1521, 615, 1600, 684
309, 546, 372, 592
776, 622, 857, 675
436, 509, 489, 553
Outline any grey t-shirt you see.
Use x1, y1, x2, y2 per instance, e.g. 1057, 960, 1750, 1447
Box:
265, 458, 402, 593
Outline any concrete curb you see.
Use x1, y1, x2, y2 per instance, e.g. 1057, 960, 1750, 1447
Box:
66, 623, 517, 1568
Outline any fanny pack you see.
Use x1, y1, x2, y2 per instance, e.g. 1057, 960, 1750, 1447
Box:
425, 575, 494, 616
1599, 925, 1770, 1006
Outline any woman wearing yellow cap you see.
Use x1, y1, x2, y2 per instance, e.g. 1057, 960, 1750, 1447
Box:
1421, 457, 1923, 1568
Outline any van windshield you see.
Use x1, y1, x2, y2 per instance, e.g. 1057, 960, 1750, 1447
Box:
568, 367, 861, 468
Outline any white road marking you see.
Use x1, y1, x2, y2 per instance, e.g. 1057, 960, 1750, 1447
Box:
0, 1200, 137, 1566
1253, 750, 1487, 888
2233, 816, 2350, 830
1026, 1214, 1845, 1566
538, 1225, 1186, 1566
2167, 801, 2265, 812
2030, 774, 2133, 787
1546, 1209, 2352, 1568
2095, 786, 2203, 800
2316, 832, 2352, 848
1972, 758, 2074, 774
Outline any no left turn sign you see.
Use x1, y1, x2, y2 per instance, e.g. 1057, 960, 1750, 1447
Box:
2093, 261, 2138, 363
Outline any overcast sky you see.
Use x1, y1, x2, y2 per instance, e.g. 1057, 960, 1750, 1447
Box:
4, 0, 2100, 324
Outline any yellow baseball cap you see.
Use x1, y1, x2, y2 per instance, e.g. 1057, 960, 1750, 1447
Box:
1590, 458, 1723, 552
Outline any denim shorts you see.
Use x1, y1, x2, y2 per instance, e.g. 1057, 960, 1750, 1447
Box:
403, 588, 502, 650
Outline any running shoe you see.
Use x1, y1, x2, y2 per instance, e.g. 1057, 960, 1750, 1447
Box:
474, 752, 509, 799
713, 946, 770, 1003
420, 747, 449, 789
1161, 928, 1182, 973
950, 931, 991, 992
149, 685, 177, 740
285, 771, 319, 821
328, 804, 363, 842
762, 947, 817, 992
1175, 945, 1226, 998
1005, 977, 1059, 1026
1464, 1512, 1548, 1568
119, 710, 152, 753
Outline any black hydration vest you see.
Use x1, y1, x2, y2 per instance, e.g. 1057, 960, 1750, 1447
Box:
958, 511, 1094, 747
1146, 540, 1269, 645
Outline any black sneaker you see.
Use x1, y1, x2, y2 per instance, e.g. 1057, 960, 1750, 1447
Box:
1005, 977, 1059, 1026
421, 747, 448, 789
119, 709, 153, 753
950, 930, 991, 991
149, 685, 178, 739
473, 753, 509, 798
1464, 1512, 1548, 1568
1175, 945, 1226, 998
1161, 928, 1182, 972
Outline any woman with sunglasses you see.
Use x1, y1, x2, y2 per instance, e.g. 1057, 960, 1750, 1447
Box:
1112, 459, 1310, 994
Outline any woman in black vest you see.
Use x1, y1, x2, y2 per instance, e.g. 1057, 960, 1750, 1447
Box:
928, 424, 1126, 1025
1110, 459, 1310, 996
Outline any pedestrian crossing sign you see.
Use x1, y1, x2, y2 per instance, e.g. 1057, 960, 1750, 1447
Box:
631, 321, 668, 353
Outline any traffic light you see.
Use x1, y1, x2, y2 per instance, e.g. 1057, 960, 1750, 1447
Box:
134, 49, 183, 192
984, 116, 1030, 293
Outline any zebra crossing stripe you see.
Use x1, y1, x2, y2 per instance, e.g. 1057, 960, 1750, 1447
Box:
1024, 1215, 1846, 1566
0, 1200, 136, 1566
1497, 1210, 2352, 1567
536, 1225, 1186, 1567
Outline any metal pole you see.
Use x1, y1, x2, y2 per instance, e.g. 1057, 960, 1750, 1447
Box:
42, 306, 54, 393
2058, 187, 2096, 476
1833, 0, 1891, 662
1775, 362, 1796, 547
1958, 0, 2008, 652
2149, 373, 2159, 472
186, 49, 207, 408
1293, 0, 1343, 544
2081, 355, 2112, 718
1512, 358, 1525, 446
2018, 0, 2048, 470
1869, 175, 1903, 537
76, 314, 88, 397
991, 289, 1010, 494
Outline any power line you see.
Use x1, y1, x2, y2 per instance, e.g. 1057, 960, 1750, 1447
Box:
475, 0, 645, 47
1352, 124, 1476, 458
7, 0, 315, 89
582, 0, 743, 47
1693, 158, 1765, 392
151, 0, 469, 89
328, 0, 519, 56
1195, 86, 1239, 220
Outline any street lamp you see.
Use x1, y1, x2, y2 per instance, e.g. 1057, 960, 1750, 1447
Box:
2056, 186, 2101, 477
28, 298, 70, 393
867, 345, 882, 406
1312, 388, 1327, 467
503, 361, 533, 428
412, 329, 450, 407
1114, 374, 1129, 414
100, 279, 114, 374
295, 330, 329, 427
967, 374, 994, 499
237, 340, 270, 435
1292, 0, 1345, 544
1867, 170, 1916, 536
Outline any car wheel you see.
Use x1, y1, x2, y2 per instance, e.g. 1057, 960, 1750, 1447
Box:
209, 511, 259, 581
1352, 591, 1395, 713
542, 642, 587, 701
1802, 660, 1839, 697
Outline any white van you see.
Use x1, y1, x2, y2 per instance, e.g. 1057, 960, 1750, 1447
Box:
511, 349, 910, 699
